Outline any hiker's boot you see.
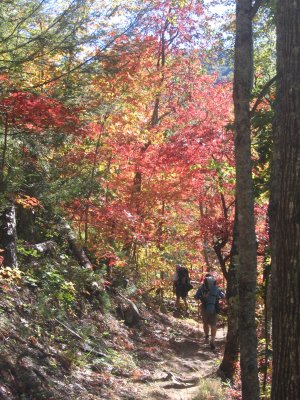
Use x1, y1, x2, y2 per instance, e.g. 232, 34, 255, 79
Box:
204, 335, 209, 344
210, 341, 215, 350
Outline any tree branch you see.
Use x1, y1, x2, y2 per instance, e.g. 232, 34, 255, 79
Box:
251, 0, 265, 19
0, 0, 46, 45
250, 75, 277, 117
0, 0, 79, 55
1, 28, 80, 67
25, 13, 142, 90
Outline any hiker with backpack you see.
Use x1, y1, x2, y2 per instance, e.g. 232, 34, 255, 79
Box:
195, 273, 225, 349
173, 264, 193, 312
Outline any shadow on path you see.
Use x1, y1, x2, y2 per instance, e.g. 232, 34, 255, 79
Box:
128, 315, 227, 400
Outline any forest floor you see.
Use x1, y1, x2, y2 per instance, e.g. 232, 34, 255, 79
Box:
123, 315, 227, 400
0, 278, 228, 400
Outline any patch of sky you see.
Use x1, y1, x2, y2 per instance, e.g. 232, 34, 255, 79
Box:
201, 0, 235, 81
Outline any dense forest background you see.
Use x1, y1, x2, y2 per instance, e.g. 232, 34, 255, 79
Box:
0, 1, 299, 399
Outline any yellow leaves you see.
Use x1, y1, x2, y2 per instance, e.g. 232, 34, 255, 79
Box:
0, 266, 23, 283
15, 194, 42, 209
61, 281, 76, 293
115, 259, 126, 267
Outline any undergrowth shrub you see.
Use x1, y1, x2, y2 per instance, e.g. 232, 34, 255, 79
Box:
193, 378, 226, 400
17, 244, 111, 318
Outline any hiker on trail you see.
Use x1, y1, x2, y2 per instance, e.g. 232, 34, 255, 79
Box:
195, 273, 225, 350
173, 264, 193, 311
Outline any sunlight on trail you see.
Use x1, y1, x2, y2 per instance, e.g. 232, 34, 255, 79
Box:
129, 316, 227, 400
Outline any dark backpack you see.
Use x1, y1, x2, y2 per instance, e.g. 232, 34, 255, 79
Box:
177, 267, 189, 285
177, 267, 192, 290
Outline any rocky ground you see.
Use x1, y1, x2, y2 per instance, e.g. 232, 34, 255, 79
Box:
0, 278, 227, 400
125, 318, 227, 400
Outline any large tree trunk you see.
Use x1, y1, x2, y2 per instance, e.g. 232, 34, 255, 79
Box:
218, 206, 239, 381
269, 0, 300, 398
0, 204, 17, 267
233, 0, 259, 398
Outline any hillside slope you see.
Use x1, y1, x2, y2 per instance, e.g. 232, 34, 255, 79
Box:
0, 256, 227, 400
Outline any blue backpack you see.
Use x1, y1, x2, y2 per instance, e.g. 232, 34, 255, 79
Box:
195, 278, 220, 314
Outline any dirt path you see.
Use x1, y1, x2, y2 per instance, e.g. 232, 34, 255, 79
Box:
0, 280, 229, 400
127, 316, 227, 400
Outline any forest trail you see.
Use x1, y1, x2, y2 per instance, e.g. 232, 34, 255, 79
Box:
114, 312, 227, 400
0, 283, 227, 400
131, 324, 226, 399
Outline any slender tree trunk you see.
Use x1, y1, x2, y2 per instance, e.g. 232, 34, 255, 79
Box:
0, 113, 17, 267
262, 260, 271, 394
156, 200, 165, 250
0, 115, 9, 193
199, 202, 212, 269
233, 0, 259, 398
269, 0, 300, 398
218, 205, 239, 381
84, 118, 107, 245
0, 204, 17, 267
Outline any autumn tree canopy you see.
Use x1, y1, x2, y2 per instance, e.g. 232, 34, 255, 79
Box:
2, 1, 295, 398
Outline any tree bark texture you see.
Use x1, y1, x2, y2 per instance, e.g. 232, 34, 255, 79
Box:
233, 0, 259, 398
270, 0, 300, 398
0, 205, 17, 267
218, 206, 239, 381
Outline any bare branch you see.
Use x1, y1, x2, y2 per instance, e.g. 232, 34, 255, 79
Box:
251, 0, 266, 19
250, 75, 277, 117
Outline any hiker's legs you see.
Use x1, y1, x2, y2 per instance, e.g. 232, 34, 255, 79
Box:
202, 311, 218, 348
203, 322, 209, 337
175, 287, 189, 311
175, 295, 181, 309
183, 296, 188, 311
201, 305, 210, 339
208, 314, 217, 349
210, 325, 217, 344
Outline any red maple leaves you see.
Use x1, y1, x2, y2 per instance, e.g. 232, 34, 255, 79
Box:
0, 92, 79, 133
